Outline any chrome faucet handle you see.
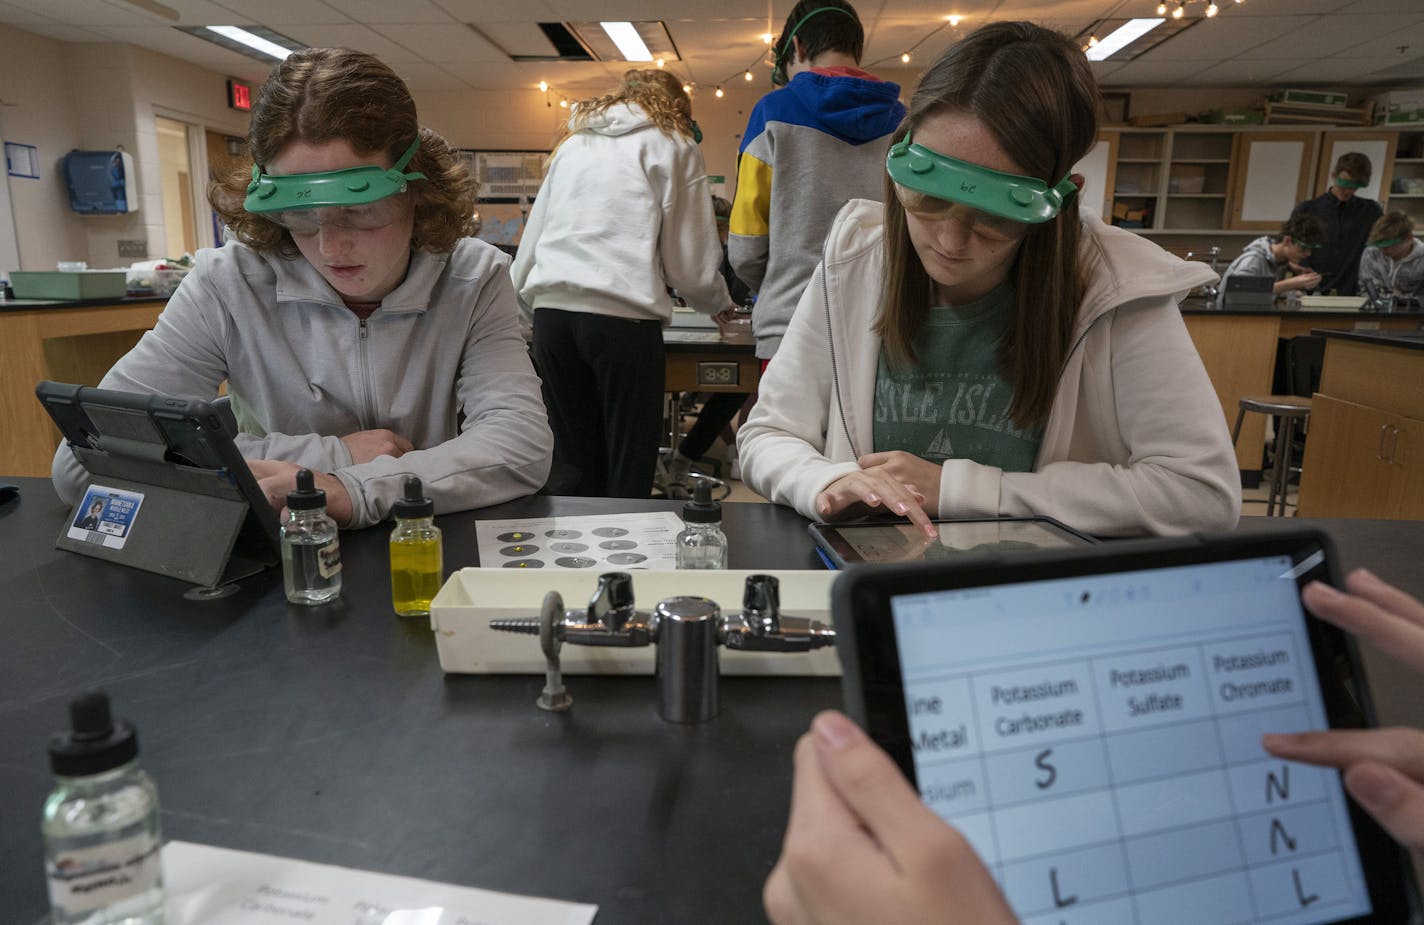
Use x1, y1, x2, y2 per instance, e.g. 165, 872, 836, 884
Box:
587, 571, 637, 631
721, 574, 835, 652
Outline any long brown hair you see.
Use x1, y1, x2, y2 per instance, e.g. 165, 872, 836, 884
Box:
563, 68, 695, 144
875, 22, 1100, 428
210, 47, 476, 256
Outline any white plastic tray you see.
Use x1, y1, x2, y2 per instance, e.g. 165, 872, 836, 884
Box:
430, 567, 841, 676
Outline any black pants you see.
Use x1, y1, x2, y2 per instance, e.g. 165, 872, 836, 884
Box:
678, 391, 751, 461
532, 309, 665, 498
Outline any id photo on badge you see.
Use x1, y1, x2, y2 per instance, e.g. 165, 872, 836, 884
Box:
67, 485, 145, 550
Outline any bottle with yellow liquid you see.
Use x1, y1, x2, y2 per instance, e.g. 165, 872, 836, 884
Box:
389, 475, 442, 618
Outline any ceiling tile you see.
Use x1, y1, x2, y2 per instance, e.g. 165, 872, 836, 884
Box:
1141, 15, 1316, 60
386, 61, 471, 91
1100, 57, 1227, 84
281, 23, 421, 60
209, 0, 352, 25
432, 0, 560, 18
1329, 18, 1424, 57
378, 23, 506, 62
311, 0, 456, 25
1246, 13, 1406, 58
1190, 57, 1319, 83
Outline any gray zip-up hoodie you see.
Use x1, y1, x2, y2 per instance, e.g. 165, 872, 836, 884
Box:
52, 238, 552, 528
1360, 237, 1424, 299
1215, 235, 1279, 309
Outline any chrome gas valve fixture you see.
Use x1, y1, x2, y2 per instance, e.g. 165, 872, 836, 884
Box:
490, 572, 835, 724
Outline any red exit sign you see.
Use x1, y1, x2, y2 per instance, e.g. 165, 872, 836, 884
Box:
227, 79, 252, 112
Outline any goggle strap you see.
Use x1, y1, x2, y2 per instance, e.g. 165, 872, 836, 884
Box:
1370, 237, 1404, 248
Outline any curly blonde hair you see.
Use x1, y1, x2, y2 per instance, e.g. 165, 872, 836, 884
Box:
565, 68, 695, 142
209, 47, 476, 257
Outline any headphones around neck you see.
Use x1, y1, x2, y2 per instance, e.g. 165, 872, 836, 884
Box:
770, 5, 860, 87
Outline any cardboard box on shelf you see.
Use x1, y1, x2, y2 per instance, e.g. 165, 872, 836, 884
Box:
1199, 109, 1264, 125
1375, 108, 1424, 127
1130, 112, 1188, 127
1373, 89, 1424, 113
1269, 89, 1348, 108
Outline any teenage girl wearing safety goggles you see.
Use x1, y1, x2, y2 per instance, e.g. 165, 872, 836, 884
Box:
736, 21, 1241, 542
52, 47, 553, 529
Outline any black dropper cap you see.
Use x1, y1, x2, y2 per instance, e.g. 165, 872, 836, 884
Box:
49, 690, 138, 776
682, 481, 722, 524
286, 468, 326, 511
391, 475, 433, 519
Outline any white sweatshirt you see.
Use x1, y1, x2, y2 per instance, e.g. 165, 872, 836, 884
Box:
511, 103, 733, 323
738, 199, 1241, 538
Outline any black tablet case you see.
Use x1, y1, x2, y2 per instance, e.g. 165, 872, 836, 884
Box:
39, 382, 280, 588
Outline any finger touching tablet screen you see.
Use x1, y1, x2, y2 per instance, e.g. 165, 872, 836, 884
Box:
833, 530, 1416, 924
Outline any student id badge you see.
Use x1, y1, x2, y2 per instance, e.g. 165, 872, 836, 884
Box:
67, 485, 145, 550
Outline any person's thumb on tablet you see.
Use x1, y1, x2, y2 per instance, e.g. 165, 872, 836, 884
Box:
768, 710, 1016, 925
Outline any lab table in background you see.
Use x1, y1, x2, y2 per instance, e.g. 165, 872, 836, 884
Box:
1179, 302, 1424, 479
1, 299, 761, 479
3, 479, 1424, 922
0, 296, 166, 478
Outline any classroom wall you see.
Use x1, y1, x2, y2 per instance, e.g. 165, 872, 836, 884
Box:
411, 81, 769, 202
0, 23, 88, 272
0, 19, 1404, 274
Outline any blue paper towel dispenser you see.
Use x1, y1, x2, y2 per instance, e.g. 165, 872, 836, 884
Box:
62, 149, 138, 214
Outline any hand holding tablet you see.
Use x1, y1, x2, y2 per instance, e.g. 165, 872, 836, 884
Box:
780, 530, 1419, 924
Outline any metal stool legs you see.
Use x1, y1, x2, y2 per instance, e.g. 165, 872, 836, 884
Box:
1268, 414, 1299, 517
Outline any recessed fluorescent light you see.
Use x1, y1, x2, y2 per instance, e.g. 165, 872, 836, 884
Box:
601, 21, 653, 61
207, 25, 294, 61
1085, 18, 1164, 60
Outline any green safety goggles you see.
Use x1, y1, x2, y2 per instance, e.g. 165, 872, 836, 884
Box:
244, 137, 426, 232
1369, 236, 1404, 248
1334, 175, 1367, 190
887, 130, 1077, 240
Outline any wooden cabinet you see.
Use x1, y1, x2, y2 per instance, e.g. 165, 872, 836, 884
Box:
1297, 395, 1420, 518
1225, 132, 1315, 231
1386, 130, 1424, 228
1089, 126, 1418, 252
1297, 336, 1424, 519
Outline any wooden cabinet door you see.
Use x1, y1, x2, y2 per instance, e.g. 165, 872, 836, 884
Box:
1297, 395, 1399, 518
1227, 132, 1315, 231
1389, 416, 1424, 519
1316, 131, 1396, 208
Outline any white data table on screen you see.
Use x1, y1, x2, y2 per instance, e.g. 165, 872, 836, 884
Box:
892, 556, 1373, 925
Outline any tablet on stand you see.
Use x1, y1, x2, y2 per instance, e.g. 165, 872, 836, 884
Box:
38, 381, 280, 595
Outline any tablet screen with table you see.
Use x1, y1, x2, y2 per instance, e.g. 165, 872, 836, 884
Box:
833, 530, 1415, 923
809, 516, 1093, 569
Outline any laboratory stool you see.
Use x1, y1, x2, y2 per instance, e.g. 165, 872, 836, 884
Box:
1232, 395, 1312, 517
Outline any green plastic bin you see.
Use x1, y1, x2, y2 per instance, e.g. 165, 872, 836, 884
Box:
9, 270, 128, 300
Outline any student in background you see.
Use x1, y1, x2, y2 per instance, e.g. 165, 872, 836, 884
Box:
764, 569, 1424, 924
1359, 210, 1424, 303
729, 0, 905, 362
512, 69, 734, 498
1291, 152, 1383, 296
664, 195, 754, 497
52, 48, 552, 528
737, 22, 1240, 539
1214, 213, 1324, 308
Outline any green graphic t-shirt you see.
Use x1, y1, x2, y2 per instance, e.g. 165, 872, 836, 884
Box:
872, 285, 1043, 472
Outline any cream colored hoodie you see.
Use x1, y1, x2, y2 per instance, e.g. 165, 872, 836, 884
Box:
511, 102, 733, 323
738, 199, 1240, 537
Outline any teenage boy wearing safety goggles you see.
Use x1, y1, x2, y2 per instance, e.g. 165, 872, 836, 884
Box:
737, 24, 1239, 543
1290, 151, 1383, 297
1360, 211, 1424, 303
1213, 212, 1326, 309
